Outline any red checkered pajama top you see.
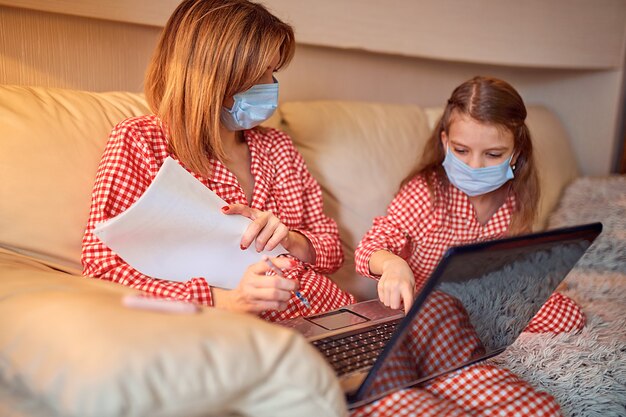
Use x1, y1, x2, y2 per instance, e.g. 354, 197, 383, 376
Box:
81, 115, 355, 320
355, 174, 585, 333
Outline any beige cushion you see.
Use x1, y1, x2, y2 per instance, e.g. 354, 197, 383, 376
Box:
525, 106, 580, 229
0, 83, 579, 297
281, 101, 431, 300
0, 252, 347, 417
283, 102, 579, 300
0, 85, 150, 274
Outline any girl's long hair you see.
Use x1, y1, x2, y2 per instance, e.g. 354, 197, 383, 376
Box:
403, 76, 539, 234
145, 0, 295, 175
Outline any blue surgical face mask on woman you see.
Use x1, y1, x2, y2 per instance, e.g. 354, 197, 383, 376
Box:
220, 77, 279, 131
442, 145, 515, 197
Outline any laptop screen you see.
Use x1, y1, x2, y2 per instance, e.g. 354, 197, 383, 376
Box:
349, 223, 601, 407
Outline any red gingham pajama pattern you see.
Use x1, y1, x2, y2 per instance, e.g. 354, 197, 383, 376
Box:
355, 174, 585, 334
83, 117, 562, 416
81, 115, 355, 316
352, 290, 561, 417
351, 364, 561, 417
360, 291, 485, 399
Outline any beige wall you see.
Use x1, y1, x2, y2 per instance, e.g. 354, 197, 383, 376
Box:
1, 3, 624, 175
0, 6, 158, 92
280, 45, 625, 177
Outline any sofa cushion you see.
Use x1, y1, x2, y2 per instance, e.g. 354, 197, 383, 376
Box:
282, 102, 579, 300
0, 252, 347, 417
525, 106, 580, 229
0, 85, 150, 274
280, 101, 431, 300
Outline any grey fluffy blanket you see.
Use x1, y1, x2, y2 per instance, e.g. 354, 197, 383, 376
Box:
487, 176, 626, 417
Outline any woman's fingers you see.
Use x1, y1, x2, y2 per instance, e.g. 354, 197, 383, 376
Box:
223, 204, 264, 249
246, 300, 289, 313
244, 261, 298, 291
264, 224, 289, 251
222, 204, 256, 219
254, 215, 281, 251
249, 287, 293, 302
223, 205, 289, 252
240, 216, 267, 249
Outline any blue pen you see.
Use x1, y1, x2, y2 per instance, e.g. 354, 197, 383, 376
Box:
262, 255, 311, 309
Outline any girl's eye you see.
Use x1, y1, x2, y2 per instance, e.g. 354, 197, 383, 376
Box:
487, 153, 503, 158
454, 148, 468, 154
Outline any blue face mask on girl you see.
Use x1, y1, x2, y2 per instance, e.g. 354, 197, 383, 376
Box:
220, 77, 279, 131
442, 145, 515, 197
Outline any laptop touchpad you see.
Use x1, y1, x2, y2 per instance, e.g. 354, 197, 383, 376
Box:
306, 309, 369, 330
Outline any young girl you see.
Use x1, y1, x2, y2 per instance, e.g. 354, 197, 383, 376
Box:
350, 76, 573, 416
355, 75, 584, 332
81, 0, 355, 320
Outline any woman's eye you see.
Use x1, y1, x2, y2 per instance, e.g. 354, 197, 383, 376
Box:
454, 148, 467, 154
487, 153, 503, 158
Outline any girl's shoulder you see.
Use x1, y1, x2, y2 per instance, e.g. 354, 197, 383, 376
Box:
399, 173, 442, 201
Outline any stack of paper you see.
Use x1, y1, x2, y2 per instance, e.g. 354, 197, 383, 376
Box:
94, 157, 286, 289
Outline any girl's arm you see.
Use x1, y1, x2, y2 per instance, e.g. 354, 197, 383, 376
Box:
355, 178, 432, 312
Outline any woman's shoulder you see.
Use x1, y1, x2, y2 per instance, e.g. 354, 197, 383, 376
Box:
111, 114, 160, 131
109, 115, 168, 148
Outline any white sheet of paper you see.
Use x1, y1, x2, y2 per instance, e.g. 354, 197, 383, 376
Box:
93, 156, 287, 289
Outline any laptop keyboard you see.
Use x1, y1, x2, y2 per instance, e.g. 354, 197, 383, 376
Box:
311, 319, 402, 376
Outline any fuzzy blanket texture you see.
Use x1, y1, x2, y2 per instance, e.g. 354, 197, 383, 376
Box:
439, 242, 588, 351
486, 176, 626, 417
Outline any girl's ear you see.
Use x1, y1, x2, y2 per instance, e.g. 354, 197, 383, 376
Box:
511, 149, 520, 167
440, 130, 448, 149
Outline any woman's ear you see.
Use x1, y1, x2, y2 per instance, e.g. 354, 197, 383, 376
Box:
223, 95, 235, 110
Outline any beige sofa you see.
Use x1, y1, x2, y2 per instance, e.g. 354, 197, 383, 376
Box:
0, 85, 585, 416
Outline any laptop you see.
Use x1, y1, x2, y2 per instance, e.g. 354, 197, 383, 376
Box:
278, 222, 602, 408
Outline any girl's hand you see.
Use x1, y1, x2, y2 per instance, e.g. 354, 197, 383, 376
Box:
378, 257, 415, 314
212, 256, 298, 314
222, 204, 289, 252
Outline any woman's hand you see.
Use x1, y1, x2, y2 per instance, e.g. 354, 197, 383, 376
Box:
371, 251, 415, 314
211, 256, 298, 314
222, 204, 315, 263
223, 204, 289, 252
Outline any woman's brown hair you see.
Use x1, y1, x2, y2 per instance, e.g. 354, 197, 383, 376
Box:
403, 76, 540, 234
145, 0, 295, 175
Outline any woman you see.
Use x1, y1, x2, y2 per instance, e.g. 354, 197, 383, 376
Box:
81, 0, 355, 320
